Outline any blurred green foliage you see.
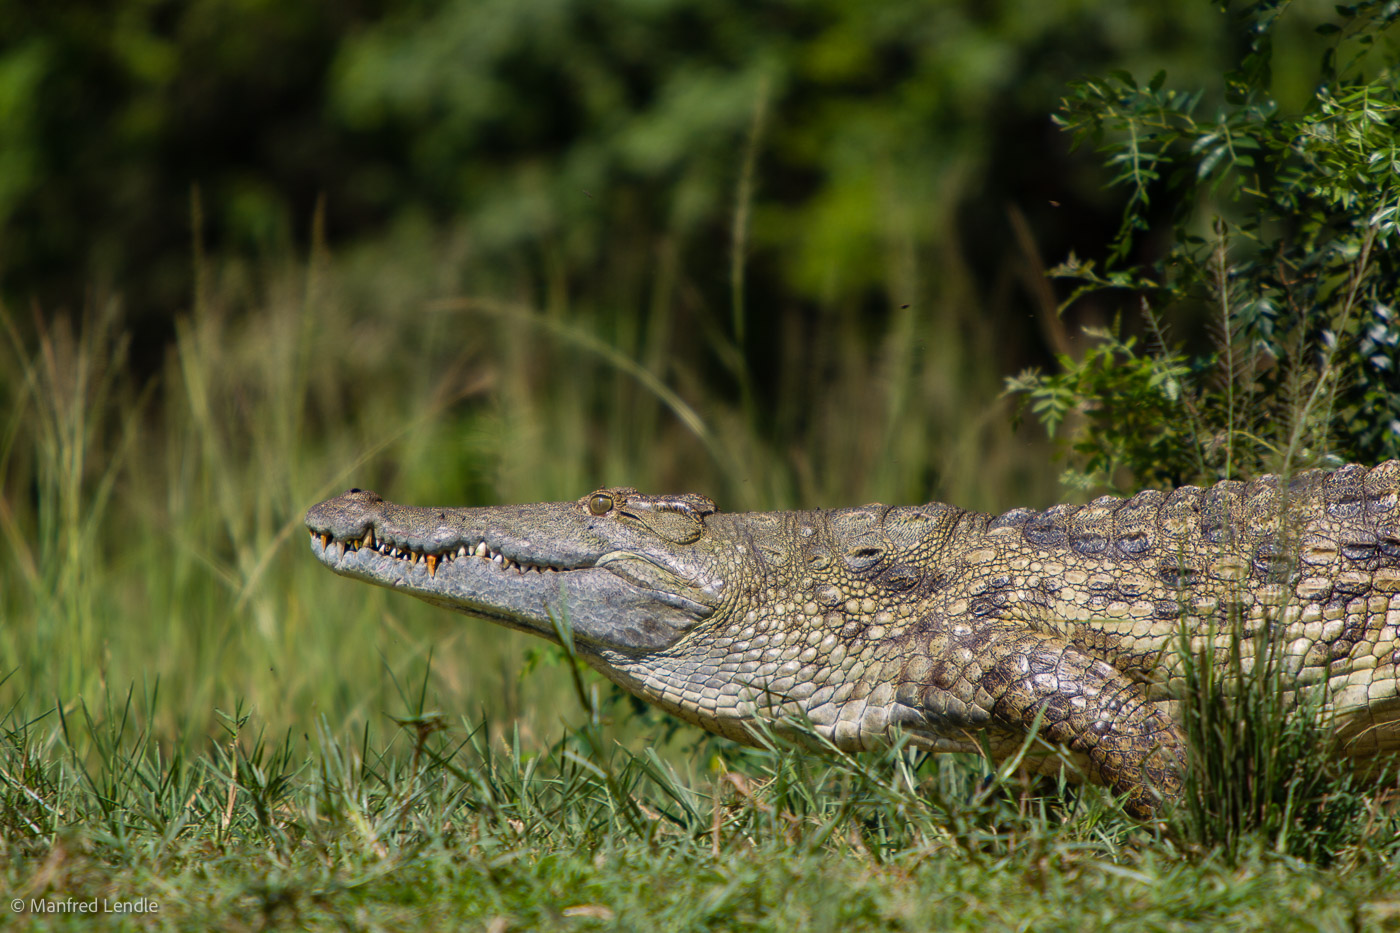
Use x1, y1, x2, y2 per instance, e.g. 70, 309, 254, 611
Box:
3, 0, 1241, 363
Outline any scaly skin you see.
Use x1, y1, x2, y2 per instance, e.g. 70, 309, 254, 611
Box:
305, 463, 1400, 817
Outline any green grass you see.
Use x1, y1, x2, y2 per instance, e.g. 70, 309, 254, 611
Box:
2, 666, 1400, 931
2, 234, 1399, 929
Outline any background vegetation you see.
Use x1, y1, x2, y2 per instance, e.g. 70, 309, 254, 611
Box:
1, 0, 1399, 928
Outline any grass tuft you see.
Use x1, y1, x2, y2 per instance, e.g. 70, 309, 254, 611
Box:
1171, 587, 1400, 866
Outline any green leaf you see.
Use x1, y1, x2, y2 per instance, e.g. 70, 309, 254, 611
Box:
1108, 69, 1138, 89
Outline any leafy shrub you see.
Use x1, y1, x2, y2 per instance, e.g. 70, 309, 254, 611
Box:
1010, 0, 1400, 492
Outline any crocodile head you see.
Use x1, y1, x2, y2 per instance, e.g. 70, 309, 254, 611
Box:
305, 487, 728, 655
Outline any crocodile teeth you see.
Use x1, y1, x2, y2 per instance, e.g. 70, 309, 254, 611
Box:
319, 533, 331, 549
333, 531, 561, 575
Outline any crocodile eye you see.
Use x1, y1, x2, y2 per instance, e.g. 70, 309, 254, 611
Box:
588, 493, 613, 515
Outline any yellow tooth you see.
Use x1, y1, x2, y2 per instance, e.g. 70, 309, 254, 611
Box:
319, 533, 331, 548
363, 528, 375, 548
426, 554, 438, 577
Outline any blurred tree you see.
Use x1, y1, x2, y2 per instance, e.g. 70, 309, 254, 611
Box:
4, 0, 1335, 394
0, 0, 366, 359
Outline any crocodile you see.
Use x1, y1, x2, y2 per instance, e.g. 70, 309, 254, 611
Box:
305, 462, 1400, 817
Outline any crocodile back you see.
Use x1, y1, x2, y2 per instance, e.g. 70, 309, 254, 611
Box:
950, 462, 1400, 755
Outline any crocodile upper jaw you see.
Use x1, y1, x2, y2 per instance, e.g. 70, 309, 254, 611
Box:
305, 489, 714, 653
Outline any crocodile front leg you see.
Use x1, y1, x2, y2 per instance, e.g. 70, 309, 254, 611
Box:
911, 626, 1186, 817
